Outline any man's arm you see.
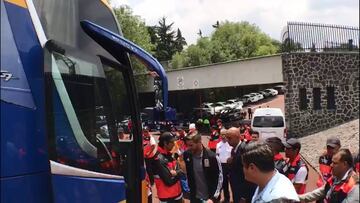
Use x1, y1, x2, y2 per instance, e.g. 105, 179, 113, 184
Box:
298, 185, 326, 202
154, 157, 179, 186
211, 156, 223, 200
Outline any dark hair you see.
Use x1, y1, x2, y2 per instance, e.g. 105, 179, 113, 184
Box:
185, 132, 202, 143
337, 148, 354, 168
158, 132, 175, 147
242, 143, 274, 172
240, 128, 246, 134
250, 130, 259, 135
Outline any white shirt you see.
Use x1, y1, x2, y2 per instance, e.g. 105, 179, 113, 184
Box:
292, 165, 308, 184
252, 170, 300, 203
150, 135, 158, 154
216, 141, 233, 163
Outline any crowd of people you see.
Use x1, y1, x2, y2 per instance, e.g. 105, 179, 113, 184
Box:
141, 120, 359, 203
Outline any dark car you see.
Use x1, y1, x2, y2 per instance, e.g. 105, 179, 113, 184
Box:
274, 85, 285, 95
259, 90, 271, 98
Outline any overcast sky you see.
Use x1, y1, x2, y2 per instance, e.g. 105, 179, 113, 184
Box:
110, 0, 359, 45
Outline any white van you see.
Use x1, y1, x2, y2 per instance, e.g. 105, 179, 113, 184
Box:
251, 108, 287, 141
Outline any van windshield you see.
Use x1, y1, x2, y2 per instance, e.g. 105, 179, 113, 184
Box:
253, 116, 284, 127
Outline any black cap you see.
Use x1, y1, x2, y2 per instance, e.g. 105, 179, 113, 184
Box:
326, 137, 341, 148
159, 132, 176, 144
266, 137, 285, 151
283, 138, 301, 149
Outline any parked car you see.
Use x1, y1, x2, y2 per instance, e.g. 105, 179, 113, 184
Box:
225, 99, 243, 109
264, 89, 278, 97
247, 93, 264, 102
258, 90, 271, 98
273, 85, 285, 95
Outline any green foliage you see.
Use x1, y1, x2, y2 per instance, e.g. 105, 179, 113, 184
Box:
171, 21, 280, 69
113, 6, 154, 73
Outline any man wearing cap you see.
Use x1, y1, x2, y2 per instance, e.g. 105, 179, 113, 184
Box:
284, 138, 309, 194
317, 137, 341, 188
189, 123, 197, 135
266, 137, 287, 174
183, 133, 223, 203
153, 132, 184, 202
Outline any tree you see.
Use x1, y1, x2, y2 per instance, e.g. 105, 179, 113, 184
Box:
171, 21, 280, 69
154, 17, 177, 61
174, 28, 187, 52
113, 6, 155, 88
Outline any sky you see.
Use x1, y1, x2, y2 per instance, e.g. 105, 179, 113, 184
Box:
110, 0, 359, 45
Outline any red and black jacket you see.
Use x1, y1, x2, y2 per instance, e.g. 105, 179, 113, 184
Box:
153, 146, 183, 202
324, 170, 357, 203
317, 154, 332, 187
285, 154, 308, 194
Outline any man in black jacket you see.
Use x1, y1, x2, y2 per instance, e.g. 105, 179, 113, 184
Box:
183, 132, 223, 203
226, 127, 256, 203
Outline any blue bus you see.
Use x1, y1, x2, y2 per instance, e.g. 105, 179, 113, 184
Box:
0, 0, 169, 202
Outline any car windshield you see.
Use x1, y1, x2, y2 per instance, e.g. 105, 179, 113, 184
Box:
253, 116, 284, 127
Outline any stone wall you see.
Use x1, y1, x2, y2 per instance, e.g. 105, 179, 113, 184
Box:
282, 52, 359, 137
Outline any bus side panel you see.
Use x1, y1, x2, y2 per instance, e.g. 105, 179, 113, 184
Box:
0, 172, 52, 203
52, 175, 126, 203
1, 1, 49, 176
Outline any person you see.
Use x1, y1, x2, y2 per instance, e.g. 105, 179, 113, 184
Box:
143, 127, 157, 185
216, 129, 233, 203
117, 127, 125, 140
242, 143, 300, 202
299, 149, 359, 202
265, 137, 287, 174
153, 132, 184, 203
317, 137, 341, 187
189, 123, 197, 135
183, 132, 223, 203
217, 119, 224, 130
176, 128, 188, 155
250, 130, 259, 143
283, 138, 308, 194
354, 151, 360, 175
208, 125, 221, 153
247, 107, 253, 119
226, 127, 256, 203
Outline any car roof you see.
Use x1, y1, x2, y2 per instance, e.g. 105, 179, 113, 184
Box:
253, 108, 284, 116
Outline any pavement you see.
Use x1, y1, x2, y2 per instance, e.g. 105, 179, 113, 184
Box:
151, 95, 319, 203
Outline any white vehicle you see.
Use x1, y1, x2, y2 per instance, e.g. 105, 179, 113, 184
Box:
226, 99, 244, 110
246, 93, 263, 103
251, 108, 287, 141
212, 102, 227, 113
264, 89, 278, 97
225, 100, 238, 109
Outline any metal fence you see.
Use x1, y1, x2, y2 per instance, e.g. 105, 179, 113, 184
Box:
281, 22, 359, 52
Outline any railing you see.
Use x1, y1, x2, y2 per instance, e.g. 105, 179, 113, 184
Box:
281, 22, 359, 52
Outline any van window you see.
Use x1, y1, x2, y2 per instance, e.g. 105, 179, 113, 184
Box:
253, 116, 284, 127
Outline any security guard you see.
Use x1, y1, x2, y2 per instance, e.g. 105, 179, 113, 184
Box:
317, 137, 341, 187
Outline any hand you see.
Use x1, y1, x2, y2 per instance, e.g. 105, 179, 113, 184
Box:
206, 199, 213, 203
227, 157, 233, 164
170, 170, 177, 176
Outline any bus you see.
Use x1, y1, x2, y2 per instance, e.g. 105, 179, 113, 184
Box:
1, 0, 161, 202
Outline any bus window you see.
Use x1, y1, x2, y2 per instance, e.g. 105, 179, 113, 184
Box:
45, 47, 130, 176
